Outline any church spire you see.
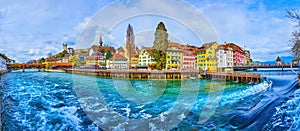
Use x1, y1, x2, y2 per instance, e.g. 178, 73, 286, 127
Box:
126, 24, 136, 68
99, 36, 103, 46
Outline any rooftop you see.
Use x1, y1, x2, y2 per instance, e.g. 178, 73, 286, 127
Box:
111, 53, 127, 60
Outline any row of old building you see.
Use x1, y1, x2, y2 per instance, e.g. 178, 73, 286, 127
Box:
137, 41, 252, 71
45, 39, 251, 72
43, 23, 251, 71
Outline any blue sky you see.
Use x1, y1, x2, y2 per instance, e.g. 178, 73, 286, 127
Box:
0, 0, 299, 62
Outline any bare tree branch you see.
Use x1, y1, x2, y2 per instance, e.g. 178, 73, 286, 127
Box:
287, 8, 300, 60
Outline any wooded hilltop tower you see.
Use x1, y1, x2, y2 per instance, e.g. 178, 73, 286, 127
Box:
63, 43, 67, 51
125, 24, 136, 68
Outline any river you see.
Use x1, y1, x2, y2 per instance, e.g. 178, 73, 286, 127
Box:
0, 69, 299, 130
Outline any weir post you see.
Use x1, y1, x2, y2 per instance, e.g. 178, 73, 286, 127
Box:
298, 73, 300, 86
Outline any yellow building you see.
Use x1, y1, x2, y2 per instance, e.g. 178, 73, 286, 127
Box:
166, 42, 183, 69
130, 57, 139, 68
85, 56, 100, 66
196, 42, 218, 72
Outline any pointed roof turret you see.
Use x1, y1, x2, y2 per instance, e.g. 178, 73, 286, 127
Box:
276, 56, 281, 61
99, 36, 103, 46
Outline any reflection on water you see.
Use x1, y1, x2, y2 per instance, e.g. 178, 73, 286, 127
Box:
0, 70, 299, 130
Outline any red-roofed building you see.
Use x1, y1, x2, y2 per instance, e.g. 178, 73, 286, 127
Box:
107, 53, 128, 69
223, 42, 245, 66
87, 45, 116, 66
182, 44, 197, 69
0, 53, 10, 71
216, 44, 234, 71
62, 54, 72, 63
138, 47, 156, 67
45, 56, 62, 63
196, 42, 218, 71
166, 42, 183, 69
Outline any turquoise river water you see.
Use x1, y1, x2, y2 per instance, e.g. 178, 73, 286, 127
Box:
0, 70, 299, 130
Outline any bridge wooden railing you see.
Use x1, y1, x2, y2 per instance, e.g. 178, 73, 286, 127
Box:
7, 62, 74, 69
7, 64, 46, 69
233, 64, 299, 68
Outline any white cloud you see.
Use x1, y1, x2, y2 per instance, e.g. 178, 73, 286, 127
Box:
1, 0, 298, 62
195, 0, 295, 61
75, 0, 219, 52
74, 17, 92, 33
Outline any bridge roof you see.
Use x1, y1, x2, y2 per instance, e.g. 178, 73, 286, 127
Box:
276, 56, 281, 61
0, 53, 10, 61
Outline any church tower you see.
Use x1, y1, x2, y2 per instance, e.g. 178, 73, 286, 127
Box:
63, 43, 67, 51
276, 56, 281, 65
125, 24, 136, 68
99, 36, 103, 46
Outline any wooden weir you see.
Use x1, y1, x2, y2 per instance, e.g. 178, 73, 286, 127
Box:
66, 69, 264, 83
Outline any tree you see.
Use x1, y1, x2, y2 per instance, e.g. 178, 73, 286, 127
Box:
57, 50, 68, 58
100, 49, 105, 54
152, 22, 169, 70
152, 49, 166, 70
39, 58, 45, 64
69, 56, 81, 66
106, 50, 112, 60
153, 22, 168, 52
287, 8, 300, 60
99, 62, 106, 66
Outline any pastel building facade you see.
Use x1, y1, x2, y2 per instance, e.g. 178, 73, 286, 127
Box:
196, 42, 218, 71
138, 47, 156, 66
182, 45, 197, 69
166, 42, 183, 69
87, 45, 115, 65
107, 53, 128, 69
216, 45, 234, 70
225, 43, 245, 66
243, 49, 251, 65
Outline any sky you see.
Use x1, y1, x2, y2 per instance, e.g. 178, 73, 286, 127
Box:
0, 0, 299, 63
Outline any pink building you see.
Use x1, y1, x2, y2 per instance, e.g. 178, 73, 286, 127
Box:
182, 45, 197, 69
224, 43, 245, 66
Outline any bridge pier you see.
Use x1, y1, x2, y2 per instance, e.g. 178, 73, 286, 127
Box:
298, 74, 300, 86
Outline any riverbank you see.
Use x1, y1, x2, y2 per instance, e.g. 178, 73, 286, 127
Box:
0, 70, 10, 75
0, 70, 10, 129
44, 69, 67, 73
